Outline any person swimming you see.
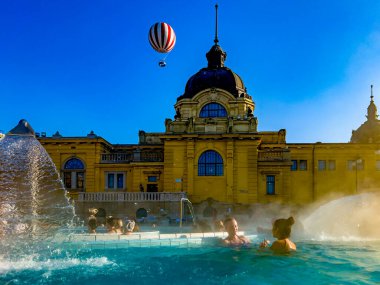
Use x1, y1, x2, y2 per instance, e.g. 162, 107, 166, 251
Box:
223, 217, 250, 246
124, 219, 136, 235
261, 216, 296, 253
106, 217, 123, 234
88, 217, 97, 234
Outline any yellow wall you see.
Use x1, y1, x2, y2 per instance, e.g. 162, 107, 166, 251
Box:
39, 138, 380, 205
39, 129, 380, 206
288, 143, 380, 204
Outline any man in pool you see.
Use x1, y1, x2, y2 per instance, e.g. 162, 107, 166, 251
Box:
261, 216, 297, 253
223, 217, 250, 246
88, 217, 97, 234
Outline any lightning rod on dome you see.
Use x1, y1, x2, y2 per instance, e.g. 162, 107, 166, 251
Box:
214, 3, 219, 44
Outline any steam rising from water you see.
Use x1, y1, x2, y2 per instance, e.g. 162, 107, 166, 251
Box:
0, 135, 74, 248
301, 193, 380, 241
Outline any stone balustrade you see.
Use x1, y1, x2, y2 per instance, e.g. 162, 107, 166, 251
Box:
77, 191, 186, 202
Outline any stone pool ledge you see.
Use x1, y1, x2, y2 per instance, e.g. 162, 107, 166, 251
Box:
60, 231, 256, 248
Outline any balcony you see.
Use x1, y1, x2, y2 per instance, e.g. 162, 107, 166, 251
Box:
100, 153, 132, 163
100, 151, 163, 163
258, 149, 290, 162
77, 191, 187, 202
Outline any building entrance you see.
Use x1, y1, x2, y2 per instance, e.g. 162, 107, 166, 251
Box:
147, 184, 158, 192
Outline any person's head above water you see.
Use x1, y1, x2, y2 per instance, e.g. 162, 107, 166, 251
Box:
272, 216, 295, 239
224, 217, 238, 237
88, 217, 97, 233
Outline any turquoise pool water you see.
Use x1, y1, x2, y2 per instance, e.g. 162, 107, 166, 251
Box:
1, 237, 380, 285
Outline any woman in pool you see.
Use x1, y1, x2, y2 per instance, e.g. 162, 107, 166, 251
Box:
113, 218, 124, 234
106, 217, 123, 234
124, 219, 136, 235
261, 216, 296, 253
223, 217, 250, 246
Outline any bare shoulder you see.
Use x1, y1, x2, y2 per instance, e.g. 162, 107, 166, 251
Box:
270, 240, 285, 251
271, 239, 296, 253
222, 238, 231, 245
239, 235, 250, 244
287, 239, 297, 251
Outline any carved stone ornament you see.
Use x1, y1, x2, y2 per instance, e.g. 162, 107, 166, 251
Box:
208, 89, 218, 101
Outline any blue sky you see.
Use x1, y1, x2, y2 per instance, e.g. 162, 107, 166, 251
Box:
1, 1, 380, 144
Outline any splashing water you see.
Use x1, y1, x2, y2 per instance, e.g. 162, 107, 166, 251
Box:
302, 193, 380, 241
0, 134, 75, 249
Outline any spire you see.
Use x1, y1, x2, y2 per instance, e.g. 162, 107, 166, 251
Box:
214, 3, 219, 44
367, 84, 378, 121
206, 3, 227, 68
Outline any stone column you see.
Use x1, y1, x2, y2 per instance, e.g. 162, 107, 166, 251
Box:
226, 140, 234, 201
186, 140, 195, 195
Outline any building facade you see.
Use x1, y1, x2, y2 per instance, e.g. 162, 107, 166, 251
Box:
39, 40, 380, 208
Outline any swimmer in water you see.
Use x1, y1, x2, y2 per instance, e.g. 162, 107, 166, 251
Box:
223, 217, 250, 246
261, 216, 296, 253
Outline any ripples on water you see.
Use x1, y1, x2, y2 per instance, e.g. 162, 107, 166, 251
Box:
1, 239, 380, 285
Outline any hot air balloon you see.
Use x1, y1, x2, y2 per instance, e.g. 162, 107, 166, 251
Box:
148, 22, 176, 67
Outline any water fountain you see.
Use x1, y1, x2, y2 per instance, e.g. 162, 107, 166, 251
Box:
0, 119, 74, 248
301, 192, 380, 240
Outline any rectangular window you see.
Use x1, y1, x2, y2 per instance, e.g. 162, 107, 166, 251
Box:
299, 160, 307, 171
328, 160, 336, 170
266, 175, 275, 195
77, 172, 84, 189
357, 160, 364, 170
318, 160, 326, 171
290, 160, 298, 171
63, 172, 71, 189
347, 160, 364, 170
117, 173, 124, 188
107, 173, 114, 189
376, 160, 380, 170
148, 176, 157, 182
106, 172, 125, 190
347, 160, 355, 170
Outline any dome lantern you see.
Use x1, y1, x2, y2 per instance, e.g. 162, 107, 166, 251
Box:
351, 85, 380, 143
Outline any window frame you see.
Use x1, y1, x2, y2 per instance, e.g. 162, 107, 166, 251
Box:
105, 171, 126, 191
62, 158, 85, 191
290, 160, 298, 171
299, 160, 308, 171
318, 160, 326, 171
266, 175, 275, 195
198, 150, 224, 176
328, 160, 336, 170
199, 103, 227, 118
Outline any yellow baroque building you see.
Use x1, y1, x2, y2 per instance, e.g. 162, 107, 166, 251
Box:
39, 40, 380, 208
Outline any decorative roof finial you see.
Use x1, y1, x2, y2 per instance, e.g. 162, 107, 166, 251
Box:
214, 3, 219, 44
367, 84, 378, 121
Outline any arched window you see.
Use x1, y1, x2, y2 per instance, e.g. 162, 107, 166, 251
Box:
64, 158, 84, 170
199, 103, 227, 118
63, 158, 85, 191
198, 150, 224, 176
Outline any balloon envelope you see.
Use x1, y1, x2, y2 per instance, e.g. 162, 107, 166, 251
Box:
148, 22, 176, 54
